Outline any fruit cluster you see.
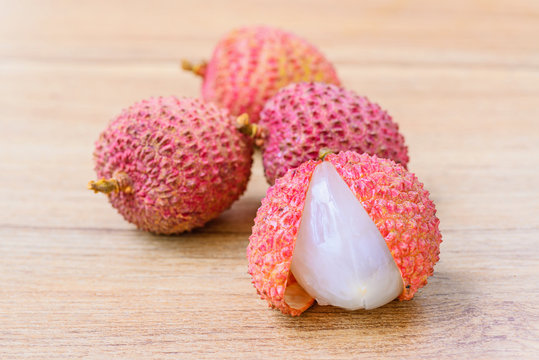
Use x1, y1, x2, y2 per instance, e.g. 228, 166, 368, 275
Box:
89, 26, 442, 316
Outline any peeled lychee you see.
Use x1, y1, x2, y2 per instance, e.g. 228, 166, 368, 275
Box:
182, 26, 340, 123
88, 96, 253, 234
247, 151, 441, 316
239, 82, 409, 184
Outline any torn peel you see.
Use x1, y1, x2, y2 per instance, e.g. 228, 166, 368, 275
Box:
283, 274, 315, 316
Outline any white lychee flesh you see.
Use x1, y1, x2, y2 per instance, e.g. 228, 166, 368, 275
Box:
290, 162, 404, 310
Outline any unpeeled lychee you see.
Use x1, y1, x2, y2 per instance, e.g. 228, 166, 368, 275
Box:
88, 96, 253, 234
182, 26, 340, 123
239, 82, 409, 184
247, 151, 441, 316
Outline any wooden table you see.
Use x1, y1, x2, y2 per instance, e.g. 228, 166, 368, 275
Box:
1, 1, 538, 358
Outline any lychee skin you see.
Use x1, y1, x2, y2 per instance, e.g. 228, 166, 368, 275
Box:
201, 26, 341, 123
93, 96, 253, 234
258, 82, 410, 184
247, 152, 441, 315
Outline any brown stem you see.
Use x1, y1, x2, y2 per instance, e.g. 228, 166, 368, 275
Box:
181, 59, 207, 77
87, 173, 133, 194
235, 113, 266, 147
318, 148, 334, 161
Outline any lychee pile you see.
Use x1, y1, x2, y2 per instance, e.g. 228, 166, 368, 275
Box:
89, 25, 442, 316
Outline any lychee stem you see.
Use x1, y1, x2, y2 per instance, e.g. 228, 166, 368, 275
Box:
236, 113, 266, 147
87, 173, 133, 195
318, 148, 334, 161
181, 59, 207, 77
88, 179, 118, 194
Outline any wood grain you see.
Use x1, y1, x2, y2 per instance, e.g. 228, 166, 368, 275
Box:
1, 0, 538, 358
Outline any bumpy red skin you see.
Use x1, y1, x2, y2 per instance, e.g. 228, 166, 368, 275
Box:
247, 152, 442, 315
93, 96, 253, 234
201, 26, 341, 123
259, 82, 409, 184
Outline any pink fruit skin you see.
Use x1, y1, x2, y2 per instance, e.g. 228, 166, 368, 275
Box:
93, 96, 253, 234
259, 82, 410, 184
201, 26, 341, 123
247, 152, 441, 315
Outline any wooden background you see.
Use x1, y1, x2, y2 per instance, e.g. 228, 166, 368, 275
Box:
1, 0, 538, 358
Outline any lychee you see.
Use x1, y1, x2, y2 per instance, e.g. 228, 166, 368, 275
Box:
238, 82, 409, 184
182, 26, 340, 123
247, 151, 441, 316
88, 96, 253, 234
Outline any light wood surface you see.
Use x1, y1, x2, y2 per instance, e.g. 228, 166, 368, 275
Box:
1, 0, 538, 358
